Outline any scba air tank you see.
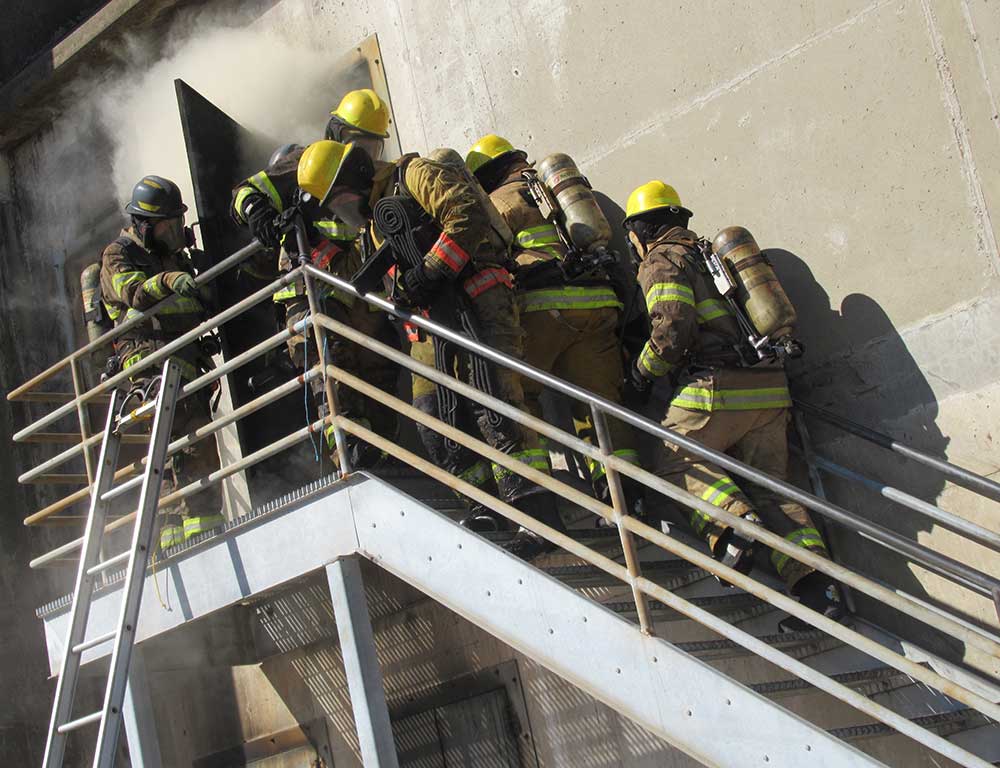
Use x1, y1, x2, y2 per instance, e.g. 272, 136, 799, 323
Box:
711, 226, 797, 341
80, 262, 108, 344
536, 153, 611, 252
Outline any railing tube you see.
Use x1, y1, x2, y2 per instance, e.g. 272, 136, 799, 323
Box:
7, 240, 264, 402
591, 405, 654, 636
13, 267, 301, 443
303, 265, 1000, 601
796, 399, 1000, 503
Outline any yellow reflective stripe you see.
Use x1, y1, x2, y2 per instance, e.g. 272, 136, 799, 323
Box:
142, 276, 169, 300
104, 302, 122, 320
249, 172, 283, 212
314, 219, 358, 241
520, 285, 622, 313
112, 270, 146, 295
516, 224, 560, 249
700, 476, 741, 507
771, 527, 828, 573
458, 460, 493, 489
272, 284, 300, 302
493, 448, 551, 481
696, 298, 732, 324
672, 385, 792, 412
638, 341, 674, 378
645, 282, 694, 312
124, 308, 143, 322
689, 507, 716, 536
159, 297, 203, 315
124, 352, 198, 380
182, 514, 225, 538
233, 186, 257, 222
588, 448, 640, 482
122, 352, 145, 369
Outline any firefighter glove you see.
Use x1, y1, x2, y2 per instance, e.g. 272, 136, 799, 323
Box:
244, 195, 281, 248
401, 264, 443, 308
623, 358, 653, 409
163, 271, 199, 298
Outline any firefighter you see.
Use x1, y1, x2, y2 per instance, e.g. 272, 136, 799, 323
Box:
297, 139, 563, 559
621, 180, 843, 625
466, 134, 643, 517
100, 175, 223, 550
230, 90, 398, 468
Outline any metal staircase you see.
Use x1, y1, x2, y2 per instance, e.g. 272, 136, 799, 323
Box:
8, 243, 1000, 767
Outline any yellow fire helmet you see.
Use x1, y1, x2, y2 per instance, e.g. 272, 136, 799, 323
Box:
624, 180, 693, 222
465, 134, 520, 175
297, 140, 349, 200
328, 88, 390, 138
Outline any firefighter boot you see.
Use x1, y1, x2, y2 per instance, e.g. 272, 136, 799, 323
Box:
779, 572, 847, 632
503, 492, 564, 562
711, 512, 761, 586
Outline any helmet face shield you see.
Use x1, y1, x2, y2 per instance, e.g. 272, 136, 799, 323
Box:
319, 144, 375, 228
152, 216, 187, 253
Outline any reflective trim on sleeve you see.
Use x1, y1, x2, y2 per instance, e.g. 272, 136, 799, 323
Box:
645, 282, 695, 312
695, 298, 733, 324
233, 186, 257, 222
314, 219, 358, 242
112, 270, 147, 296
158, 297, 203, 315
248, 172, 283, 212
637, 341, 674, 379
463, 267, 512, 298
428, 232, 471, 274
142, 276, 169, 301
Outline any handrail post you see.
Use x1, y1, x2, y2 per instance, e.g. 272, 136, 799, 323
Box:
591, 404, 654, 636
69, 358, 95, 485
302, 268, 351, 475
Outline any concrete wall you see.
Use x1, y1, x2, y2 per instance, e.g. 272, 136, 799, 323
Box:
3, 0, 1000, 763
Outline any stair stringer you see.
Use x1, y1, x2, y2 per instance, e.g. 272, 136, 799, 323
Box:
345, 476, 884, 768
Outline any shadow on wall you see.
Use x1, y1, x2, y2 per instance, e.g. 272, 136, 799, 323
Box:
767, 249, 997, 661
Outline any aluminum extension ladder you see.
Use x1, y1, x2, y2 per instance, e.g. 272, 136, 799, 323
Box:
42, 361, 182, 767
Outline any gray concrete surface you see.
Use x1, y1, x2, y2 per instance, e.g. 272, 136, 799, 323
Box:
2, 0, 1000, 764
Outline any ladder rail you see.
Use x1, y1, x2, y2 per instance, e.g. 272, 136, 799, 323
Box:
42, 389, 125, 768
93, 361, 181, 767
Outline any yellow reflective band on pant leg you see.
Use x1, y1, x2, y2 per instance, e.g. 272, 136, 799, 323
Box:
182, 514, 225, 539
645, 282, 695, 312
588, 448, 641, 482
771, 527, 829, 574
689, 476, 742, 535
458, 460, 493, 489
492, 448, 551, 484
638, 341, 674, 378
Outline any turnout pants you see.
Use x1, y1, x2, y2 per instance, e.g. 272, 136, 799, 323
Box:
410, 283, 548, 502
285, 293, 398, 455
655, 403, 827, 589
519, 305, 640, 501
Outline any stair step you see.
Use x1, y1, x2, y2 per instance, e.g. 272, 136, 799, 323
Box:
675, 630, 841, 660
543, 558, 708, 589
606, 592, 772, 623
750, 666, 915, 700
830, 708, 992, 743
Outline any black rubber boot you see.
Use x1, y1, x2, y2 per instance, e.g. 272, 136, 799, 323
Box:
779, 572, 847, 632
711, 515, 760, 585
460, 503, 511, 533
502, 493, 563, 562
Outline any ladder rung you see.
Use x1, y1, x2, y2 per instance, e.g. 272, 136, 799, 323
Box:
57, 710, 102, 733
87, 551, 129, 576
72, 630, 115, 654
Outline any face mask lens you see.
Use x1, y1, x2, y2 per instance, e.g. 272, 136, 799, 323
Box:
154, 217, 186, 252
325, 189, 370, 229
341, 129, 384, 161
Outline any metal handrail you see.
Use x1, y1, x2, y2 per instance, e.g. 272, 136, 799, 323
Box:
9, 245, 1000, 767
795, 399, 1000, 504
302, 264, 1000, 604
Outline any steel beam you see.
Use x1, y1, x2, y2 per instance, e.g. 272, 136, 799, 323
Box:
325, 557, 399, 768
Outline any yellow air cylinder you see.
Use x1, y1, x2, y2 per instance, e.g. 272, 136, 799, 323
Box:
80, 262, 106, 344
712, 226, 797, 340
537, 153, 611, 252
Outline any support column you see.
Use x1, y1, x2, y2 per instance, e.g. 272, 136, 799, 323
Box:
122, 647, 162, 768
325, 556, 399, 768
